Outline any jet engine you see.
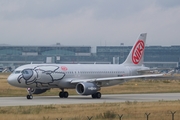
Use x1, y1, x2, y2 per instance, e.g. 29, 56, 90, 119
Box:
76, 82, 100, 95
30, 88, 49, 94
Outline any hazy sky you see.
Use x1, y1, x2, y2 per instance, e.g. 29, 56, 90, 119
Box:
0, 0, 180, 47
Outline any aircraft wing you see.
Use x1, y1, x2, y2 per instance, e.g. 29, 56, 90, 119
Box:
71, 74, 164, 84
137, 68, 173, 74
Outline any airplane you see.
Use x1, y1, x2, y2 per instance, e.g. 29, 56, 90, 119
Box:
7, 33, 164, 99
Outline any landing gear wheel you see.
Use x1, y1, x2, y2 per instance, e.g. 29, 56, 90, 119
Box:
26, 88, 33, 99
91, 92, 101, 99
64, 92, 69, 98
96, 92, 101, 99
59, 92, 64, 98
26, 95, 33, 99
92, 93, 96, 98
59, 91, 69, 98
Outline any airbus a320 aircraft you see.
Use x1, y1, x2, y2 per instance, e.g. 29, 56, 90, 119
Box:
7, 33, 163, 99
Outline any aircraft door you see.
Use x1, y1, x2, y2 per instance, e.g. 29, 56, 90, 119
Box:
36, 69, 42, 80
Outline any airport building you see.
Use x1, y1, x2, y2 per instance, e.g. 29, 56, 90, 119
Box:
0, 45, 92, 70
0, 44, 180, 71
96, 45, 180, 68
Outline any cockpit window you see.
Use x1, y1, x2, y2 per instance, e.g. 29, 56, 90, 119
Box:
14, 71, 21, 74
21, 69, 34, 80
21, 69, 33, 75
13, 69, 33, 74
22, 70, 29, 74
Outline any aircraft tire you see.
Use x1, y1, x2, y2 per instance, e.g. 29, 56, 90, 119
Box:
59, 91, 69, 98
59, 92, 64, 98
92, 93, 96, 98
26, 95, 29, 99
92, 92, 101, 99
64, 91, 69, 98
26, 95, 33, 99
96, 92, 101, 99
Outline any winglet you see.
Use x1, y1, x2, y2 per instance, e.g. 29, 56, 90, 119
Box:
123, 33, 147, 66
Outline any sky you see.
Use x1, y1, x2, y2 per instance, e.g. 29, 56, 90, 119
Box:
0, 0, 180, 47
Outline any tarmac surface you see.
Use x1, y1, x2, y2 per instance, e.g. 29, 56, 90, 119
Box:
0, 93, 180, 106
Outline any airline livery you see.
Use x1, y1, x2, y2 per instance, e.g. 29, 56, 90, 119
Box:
7, 33, 163, 99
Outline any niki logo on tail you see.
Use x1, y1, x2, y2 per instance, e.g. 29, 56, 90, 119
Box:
132, 40, 145, 64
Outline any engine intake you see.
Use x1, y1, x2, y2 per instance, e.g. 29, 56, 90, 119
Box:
76, 82, 100, 95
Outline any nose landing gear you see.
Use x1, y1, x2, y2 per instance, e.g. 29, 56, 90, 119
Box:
26, 88, 33, 99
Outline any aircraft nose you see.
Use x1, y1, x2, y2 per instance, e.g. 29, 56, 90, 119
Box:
7, 74, 19, 87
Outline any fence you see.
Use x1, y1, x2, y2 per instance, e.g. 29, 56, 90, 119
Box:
43, 111, 179, 120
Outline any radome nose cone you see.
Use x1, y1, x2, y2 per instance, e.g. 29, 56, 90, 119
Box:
7, 75, 13, 85
7, 75, 17, 86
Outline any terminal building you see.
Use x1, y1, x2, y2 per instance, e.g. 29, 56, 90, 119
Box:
0, 44, 180, 70
96, 45, 180, 68
0, 45, 92, 70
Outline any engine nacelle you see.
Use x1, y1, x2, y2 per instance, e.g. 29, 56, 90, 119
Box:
76, 82, 100, 95
30, 88, 48, 94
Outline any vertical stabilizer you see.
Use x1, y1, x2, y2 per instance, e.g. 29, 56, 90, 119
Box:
123, 33, 147, 66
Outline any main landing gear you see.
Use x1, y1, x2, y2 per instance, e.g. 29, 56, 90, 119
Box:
91, 92, 101, 99
26, 88, 33, 99
59, 89, 69, 98
26, 88, 101, 99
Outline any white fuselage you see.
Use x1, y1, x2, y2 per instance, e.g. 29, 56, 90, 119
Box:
7, 63, 146, 89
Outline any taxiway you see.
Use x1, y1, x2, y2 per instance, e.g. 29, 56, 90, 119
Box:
0, 93, 180, 106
